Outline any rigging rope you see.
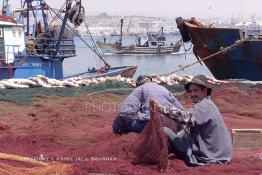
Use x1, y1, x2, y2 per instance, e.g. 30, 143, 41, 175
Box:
46, 2, 110, 68
76, 0, 82, 22
182, 40, 192, 60
163, 39, 245, 76
47, 0, 67, 27
83, 20, 111, 68
83, 21, 101, 57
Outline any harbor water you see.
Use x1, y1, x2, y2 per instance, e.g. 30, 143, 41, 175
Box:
63, 35, 213, 78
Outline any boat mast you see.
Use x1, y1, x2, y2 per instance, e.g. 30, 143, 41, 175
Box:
161, 26, 164, 38
54, 0, 73, 57
40, 0, 48, 31
241, 0, 244, 30
119, 18, 123, 46
25, 0, 32, 36
18, 0, 49, 37
2, 0, 11, 16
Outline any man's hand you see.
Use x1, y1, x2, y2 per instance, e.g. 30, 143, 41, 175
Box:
150, 99, 165, 113
156, 103, 165, 113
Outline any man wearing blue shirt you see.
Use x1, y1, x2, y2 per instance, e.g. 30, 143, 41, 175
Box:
112, 75, 182, 135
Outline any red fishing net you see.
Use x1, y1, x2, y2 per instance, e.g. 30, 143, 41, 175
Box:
0, 161, 73, 175
131, 100, 168, 172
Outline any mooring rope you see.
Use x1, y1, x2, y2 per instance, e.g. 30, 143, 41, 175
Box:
164, 39, 245, 76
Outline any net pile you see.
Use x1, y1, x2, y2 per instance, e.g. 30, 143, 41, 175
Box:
132, 100, 168, 172
0, 153, 73, 175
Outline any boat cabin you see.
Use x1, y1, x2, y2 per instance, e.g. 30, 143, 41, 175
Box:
138, 34, 166, 47
0, 15, 25, 66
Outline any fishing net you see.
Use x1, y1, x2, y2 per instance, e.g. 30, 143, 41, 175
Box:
0, 162, 73, 175
131, 100, 168, 172
0, 153, 73, 175
0, 80, 132, 105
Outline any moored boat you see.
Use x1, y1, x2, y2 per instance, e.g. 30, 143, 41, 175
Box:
176, 17, 262, 81
0, 0, 137, 80
64, 65, 137, 79
97, 19, 182, 55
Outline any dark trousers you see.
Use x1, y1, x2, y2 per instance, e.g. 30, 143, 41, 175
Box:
163, 127, 190, 159
112, 115, 148, 134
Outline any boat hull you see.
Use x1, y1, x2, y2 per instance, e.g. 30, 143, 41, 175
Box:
97, 41, 181, 55
179, 19, 262, 80
0, 55, 64, 80
1, 55, 137, 80
64, 65, 138, 79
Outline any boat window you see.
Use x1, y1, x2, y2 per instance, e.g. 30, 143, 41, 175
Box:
151, 42, 157, 46
158, 42, 164, 46
0, 28, 3, 37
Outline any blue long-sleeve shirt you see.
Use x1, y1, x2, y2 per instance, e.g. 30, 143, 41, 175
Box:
117, 82, 183, 121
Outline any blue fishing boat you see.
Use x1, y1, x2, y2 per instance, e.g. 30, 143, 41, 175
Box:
0, 0, 137, 80
176, 17, 262, 81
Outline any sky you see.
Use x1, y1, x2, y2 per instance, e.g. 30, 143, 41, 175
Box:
8, 0, 262, 20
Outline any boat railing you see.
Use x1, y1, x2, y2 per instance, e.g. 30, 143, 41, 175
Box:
0, 58, 22, 68
0, 36, 76, 69
0, 45, 24, 67
0, 54, 47, 68
32, 37, 76, 57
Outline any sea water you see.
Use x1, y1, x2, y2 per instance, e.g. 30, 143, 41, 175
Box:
63, 35, 213, 78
